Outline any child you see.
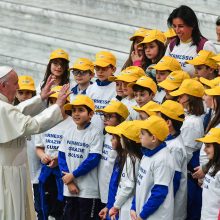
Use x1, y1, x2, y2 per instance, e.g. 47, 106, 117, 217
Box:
164, 28, 176, 46
186, 50, 218, 79
109, 66, 145, 120
69, 58, 94, 101
16, 75, 43, 219
132, 115, 174, 220
35, 86, 74, 220
158, 70, 190, 101
133, 101, 159, 120
96, 100, 129, 207
122, 27, 149, 70
150, 56, 182, 103
38, 48, 70, 93
136, 29, 166, 81
86, 51, 117, 131
196, 128, 220, 220
170, 79, 205, 220
58, 95, 104, 220
128, 75, 157, 107
100, 121, 142, 220
152, 100, 187, 220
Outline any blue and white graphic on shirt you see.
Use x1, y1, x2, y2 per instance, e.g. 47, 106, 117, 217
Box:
98, 133, 117, 203
59, 123, 104, 198
201, 169, 220, 220
86, 82, 116, 130
35, 116, 74, 158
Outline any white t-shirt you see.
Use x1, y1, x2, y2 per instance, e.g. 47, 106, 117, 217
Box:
181, 114, 204, 163
201, 169, 220, 220
136, 147, 174, 220
154, 90, 166, 104
86, 82, 116, 131
166, 135, 187, 220
114, 156, 140, 220
121, 97, 139, 121
59, 123, 104, 198
35, 116, 74, 158
165, 40, 217, 76
98, 133, 117, 204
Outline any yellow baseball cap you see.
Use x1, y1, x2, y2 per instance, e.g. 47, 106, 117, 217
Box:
205, 86, 220, 96
128, 76, 157, 94
64, 95, 95, 111
133, 101, 159, 116
186, 50, 217, 69
49, 86, 70, 102
105, 121, 141, 143
138, 29, 166, 45
94, 51, 116, 67
196, 128, 220, 144
109, 66, 145, 83
199, 77, 220, 88
18, 75, 36, 91
96, 100, 129, 120
69, 58, 94, 73
170, 79, 205, 97
135, 115, 169, 141
151, 56, 181, 71
49, 49, 69, 61
211, 53, 220, 62
130, 28, 149, 41
164, 28, 176, 39
152, 100, 184, 122
158, 70, 190, 91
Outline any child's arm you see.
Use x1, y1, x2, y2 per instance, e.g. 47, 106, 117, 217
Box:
173, 171, 181, 196
130, 196, 137, 220
58, 151, 69, 173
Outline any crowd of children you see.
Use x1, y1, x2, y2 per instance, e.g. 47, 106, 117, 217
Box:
14, 4, 220, 220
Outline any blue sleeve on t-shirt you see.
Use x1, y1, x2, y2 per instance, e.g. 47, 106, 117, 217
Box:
58, 151, 69, 174
131, 196, 136, 211
173, 171, 181, 196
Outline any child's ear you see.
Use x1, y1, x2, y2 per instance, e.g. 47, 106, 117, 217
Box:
112, 66, 116, 74
152, 134, 157, 143
167, 119, 172, 127
89, 111, 94, 118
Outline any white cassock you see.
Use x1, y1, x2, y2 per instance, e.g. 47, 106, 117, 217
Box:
0, 93, 63, 220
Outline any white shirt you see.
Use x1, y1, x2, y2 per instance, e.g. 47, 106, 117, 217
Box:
98, 133, 117, 203
201, 169, 220, 220
166, 135, 187, 220
166, 40, 217, 76
86, 82, 116, 131
59, 123, 104, 198
136, 147, 174, 220
114, 156, 140, 220
154, 90, 166, 104
121, 97, 139, 120
181, 114, 204, 163
35, 116, 74, 158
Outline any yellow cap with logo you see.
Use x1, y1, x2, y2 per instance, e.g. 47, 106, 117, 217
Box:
158, 70, 190, 91
64, 95, 95, 111
151, 56, 181, 72
134, 115, 169, 141
69, 58, 94, 73
96, 100, 129, 120
18, 75, 36, 91
49, 49, 69, 61
49, 86, 70, 102
186, 50, 217, 69
138, 29, 166, 45
133, 101, 159, 116
205, 85, 220, 96
94, 51, 116, 67
199, 77, 220, 88
170, 79, 205, 98
196, 128, 220, 144
130, 28, 149, 41
164, 28, 176, 39
105, 120, 141, 143
151, 100, 185, 122
128, 76, 157, 94
109, 66, 145, 83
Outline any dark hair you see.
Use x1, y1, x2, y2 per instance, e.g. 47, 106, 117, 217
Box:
160, 113, 184, 133
204, 143, 220, 177
206, 96, 220, 132
187, 95, 204, 116
14, 91, 36, 106
121, 135, 142, 182
132, 84, 153, 95
216, 16, 220, 26
142, 129, 163, 145
167, 5, 203, 46
41, 58, 70, 90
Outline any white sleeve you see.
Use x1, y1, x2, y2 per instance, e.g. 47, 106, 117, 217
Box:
165, 44, 171, 55
114, 157, 140, 209
203, 41, 217, 54
170, 147, 184, 172
35, 133, 44, 148
89, 130, 104, 154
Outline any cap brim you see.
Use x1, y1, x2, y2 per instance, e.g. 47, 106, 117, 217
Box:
18, 86, 36, 92
108, 76, 117, 81
93, 61, 111, 67
169, 89, 184, 97
199, 77, 213, 88
105, 126, 121, 136
158, 81, 178, 91
205, 88, 218, 96
196, 136, 219, 143
150, 65, 169, 71
186, 59, 203, 66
